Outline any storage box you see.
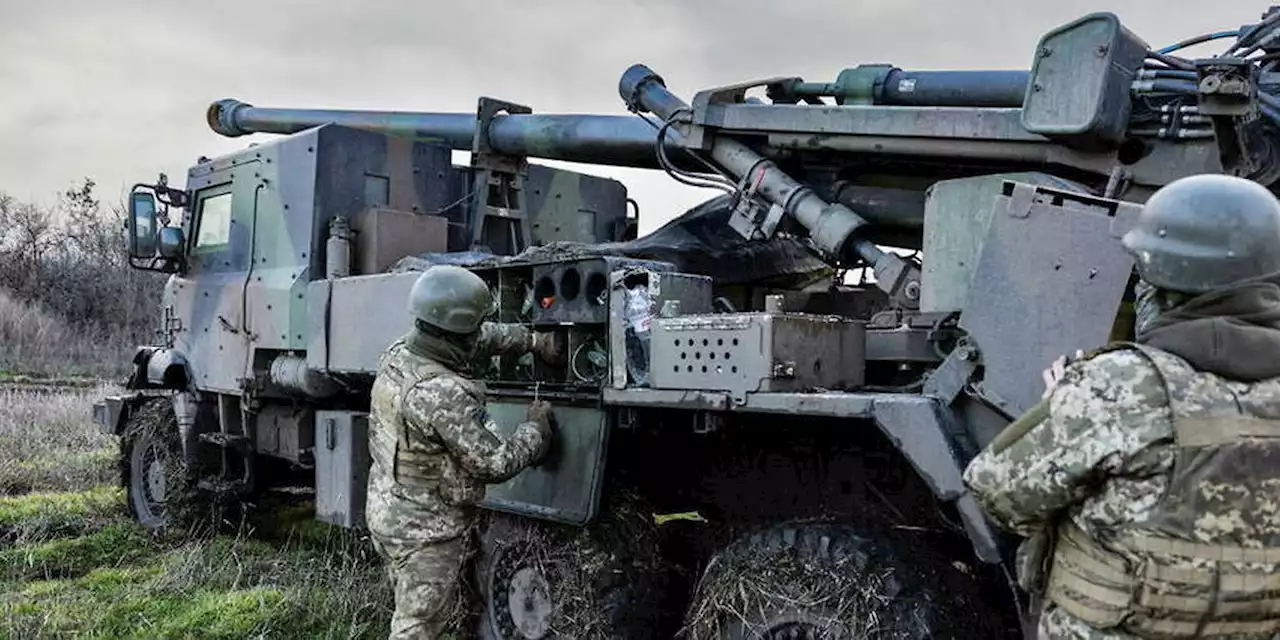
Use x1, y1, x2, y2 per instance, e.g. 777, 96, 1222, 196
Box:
351, 207, 449, 274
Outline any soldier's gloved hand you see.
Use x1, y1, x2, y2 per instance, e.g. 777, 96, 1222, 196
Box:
527, 400, 557, 462
530, 332, 566, 365
1041, 349, 1084, 399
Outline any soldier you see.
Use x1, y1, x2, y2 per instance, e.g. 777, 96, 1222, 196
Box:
365, 264, 561, 639
963, 173, 1280, 639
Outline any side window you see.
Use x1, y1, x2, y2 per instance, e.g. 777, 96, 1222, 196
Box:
192, 190, 233, 253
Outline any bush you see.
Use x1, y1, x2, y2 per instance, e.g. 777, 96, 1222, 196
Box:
0, 179, 166, 377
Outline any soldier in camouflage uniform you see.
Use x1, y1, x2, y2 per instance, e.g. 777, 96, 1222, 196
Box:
963, 174, 1280, 639
366, 264, 561, 639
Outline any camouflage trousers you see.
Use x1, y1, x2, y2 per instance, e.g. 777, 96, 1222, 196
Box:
371, 531, 476, 640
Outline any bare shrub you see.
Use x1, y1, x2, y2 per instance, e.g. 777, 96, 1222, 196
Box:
0, 179, 166, 377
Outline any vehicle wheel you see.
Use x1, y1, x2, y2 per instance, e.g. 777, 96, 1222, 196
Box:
475, 494, 680, 639
118, 398, 210, 534
682, 521, 1002, 640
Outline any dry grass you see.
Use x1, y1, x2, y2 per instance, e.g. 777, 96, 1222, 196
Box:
0, 290, 135, 378
680, 522, 903, 639
0, 383, 397, 639
483, 491, 680, 639
0, 383, 120, 495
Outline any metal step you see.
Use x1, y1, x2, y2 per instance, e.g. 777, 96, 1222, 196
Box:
197, 478, 248, 495
198, 432, 249, 449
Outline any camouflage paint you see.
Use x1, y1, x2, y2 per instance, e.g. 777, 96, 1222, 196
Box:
162, 122, 631, 394
524, 166, 628, 245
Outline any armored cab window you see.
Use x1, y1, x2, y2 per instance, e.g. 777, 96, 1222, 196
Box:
193, 190, 233, 252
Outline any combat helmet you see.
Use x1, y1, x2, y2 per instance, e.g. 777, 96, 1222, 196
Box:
407, 265, 494, 334
1121, 173, 1280, 293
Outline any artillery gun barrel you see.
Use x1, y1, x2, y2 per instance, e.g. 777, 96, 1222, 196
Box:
206, 97, 932, 235
206, 99, 682, 171
208, 66, 1030, 169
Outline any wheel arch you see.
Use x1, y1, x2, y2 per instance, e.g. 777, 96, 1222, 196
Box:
126, 346, 192, 391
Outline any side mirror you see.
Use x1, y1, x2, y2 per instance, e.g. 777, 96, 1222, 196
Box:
157, 227, 186, 260
127, 190, 159, 258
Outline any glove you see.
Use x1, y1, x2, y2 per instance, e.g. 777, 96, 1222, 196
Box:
1041, 349, 1084, 399
526, 400, 557, 463
530, 331, 566, 365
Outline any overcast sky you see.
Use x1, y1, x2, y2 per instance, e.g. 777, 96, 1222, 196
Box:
0, 0, 1259, 233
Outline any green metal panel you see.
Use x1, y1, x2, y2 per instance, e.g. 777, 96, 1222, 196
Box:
920, 172, 1087, 313
479, 399, 610, 526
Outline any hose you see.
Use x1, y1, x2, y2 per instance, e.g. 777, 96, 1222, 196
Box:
1132, 79, 1199, 95
633, 108, 737, 192
1138, 69, 1198, 81
1262, 104, 1280, 130
1258, 90, 1280, 112
1146, 51, 1196, 71
1228, 10, 1280, 56
654, 116, 736, 193
1156, 31, 1239, 55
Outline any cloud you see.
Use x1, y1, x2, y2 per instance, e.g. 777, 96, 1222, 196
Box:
0, 1, 1260, 232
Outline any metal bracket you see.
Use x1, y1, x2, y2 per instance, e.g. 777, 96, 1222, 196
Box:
1196, 57, 1257, 117
726, 170, 787, 241
688, 76, 797, 149
162, 305, 182, 348
691, 76, 802, 115
469, 97, 534, 256
922, 341, 980, 406
1194, 58, 1280, 184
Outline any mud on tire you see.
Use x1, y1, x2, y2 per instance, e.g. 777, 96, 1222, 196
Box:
475, 492, 681, 639
118, 397, 215, 535
682, 521, 1005, 640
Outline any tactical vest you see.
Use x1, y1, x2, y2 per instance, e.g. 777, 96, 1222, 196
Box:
1045, 343, 1280, 638
368, 342, 457, 503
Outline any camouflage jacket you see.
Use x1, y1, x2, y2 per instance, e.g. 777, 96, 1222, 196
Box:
962, 347, 1176, 540
965, 344, 1280, 637
365, 322, 545, 543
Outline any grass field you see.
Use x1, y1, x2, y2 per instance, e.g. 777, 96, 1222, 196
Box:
0, 383, 395, 639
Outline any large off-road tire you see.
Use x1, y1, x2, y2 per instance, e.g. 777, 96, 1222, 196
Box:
475, 494, 681, 639
118, 398, 213, 535
682, 521, 1007, 640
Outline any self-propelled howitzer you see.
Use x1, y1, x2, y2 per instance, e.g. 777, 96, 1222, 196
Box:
100, 9, 1280, 639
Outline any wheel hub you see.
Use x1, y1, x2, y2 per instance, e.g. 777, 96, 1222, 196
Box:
146, 453, 167, 503
489, 543, 554, 639
760, 614, 849, 640
508, 567, 552, 638
130, 431, 170, 527
765, 621, 823, 640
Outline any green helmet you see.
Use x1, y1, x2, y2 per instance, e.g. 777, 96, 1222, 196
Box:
407, 265, 493, 334
1121, 174, 1280, 293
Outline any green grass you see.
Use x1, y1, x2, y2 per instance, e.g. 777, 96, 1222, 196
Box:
0, 498, 394, 638
0, 386, 396, 639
